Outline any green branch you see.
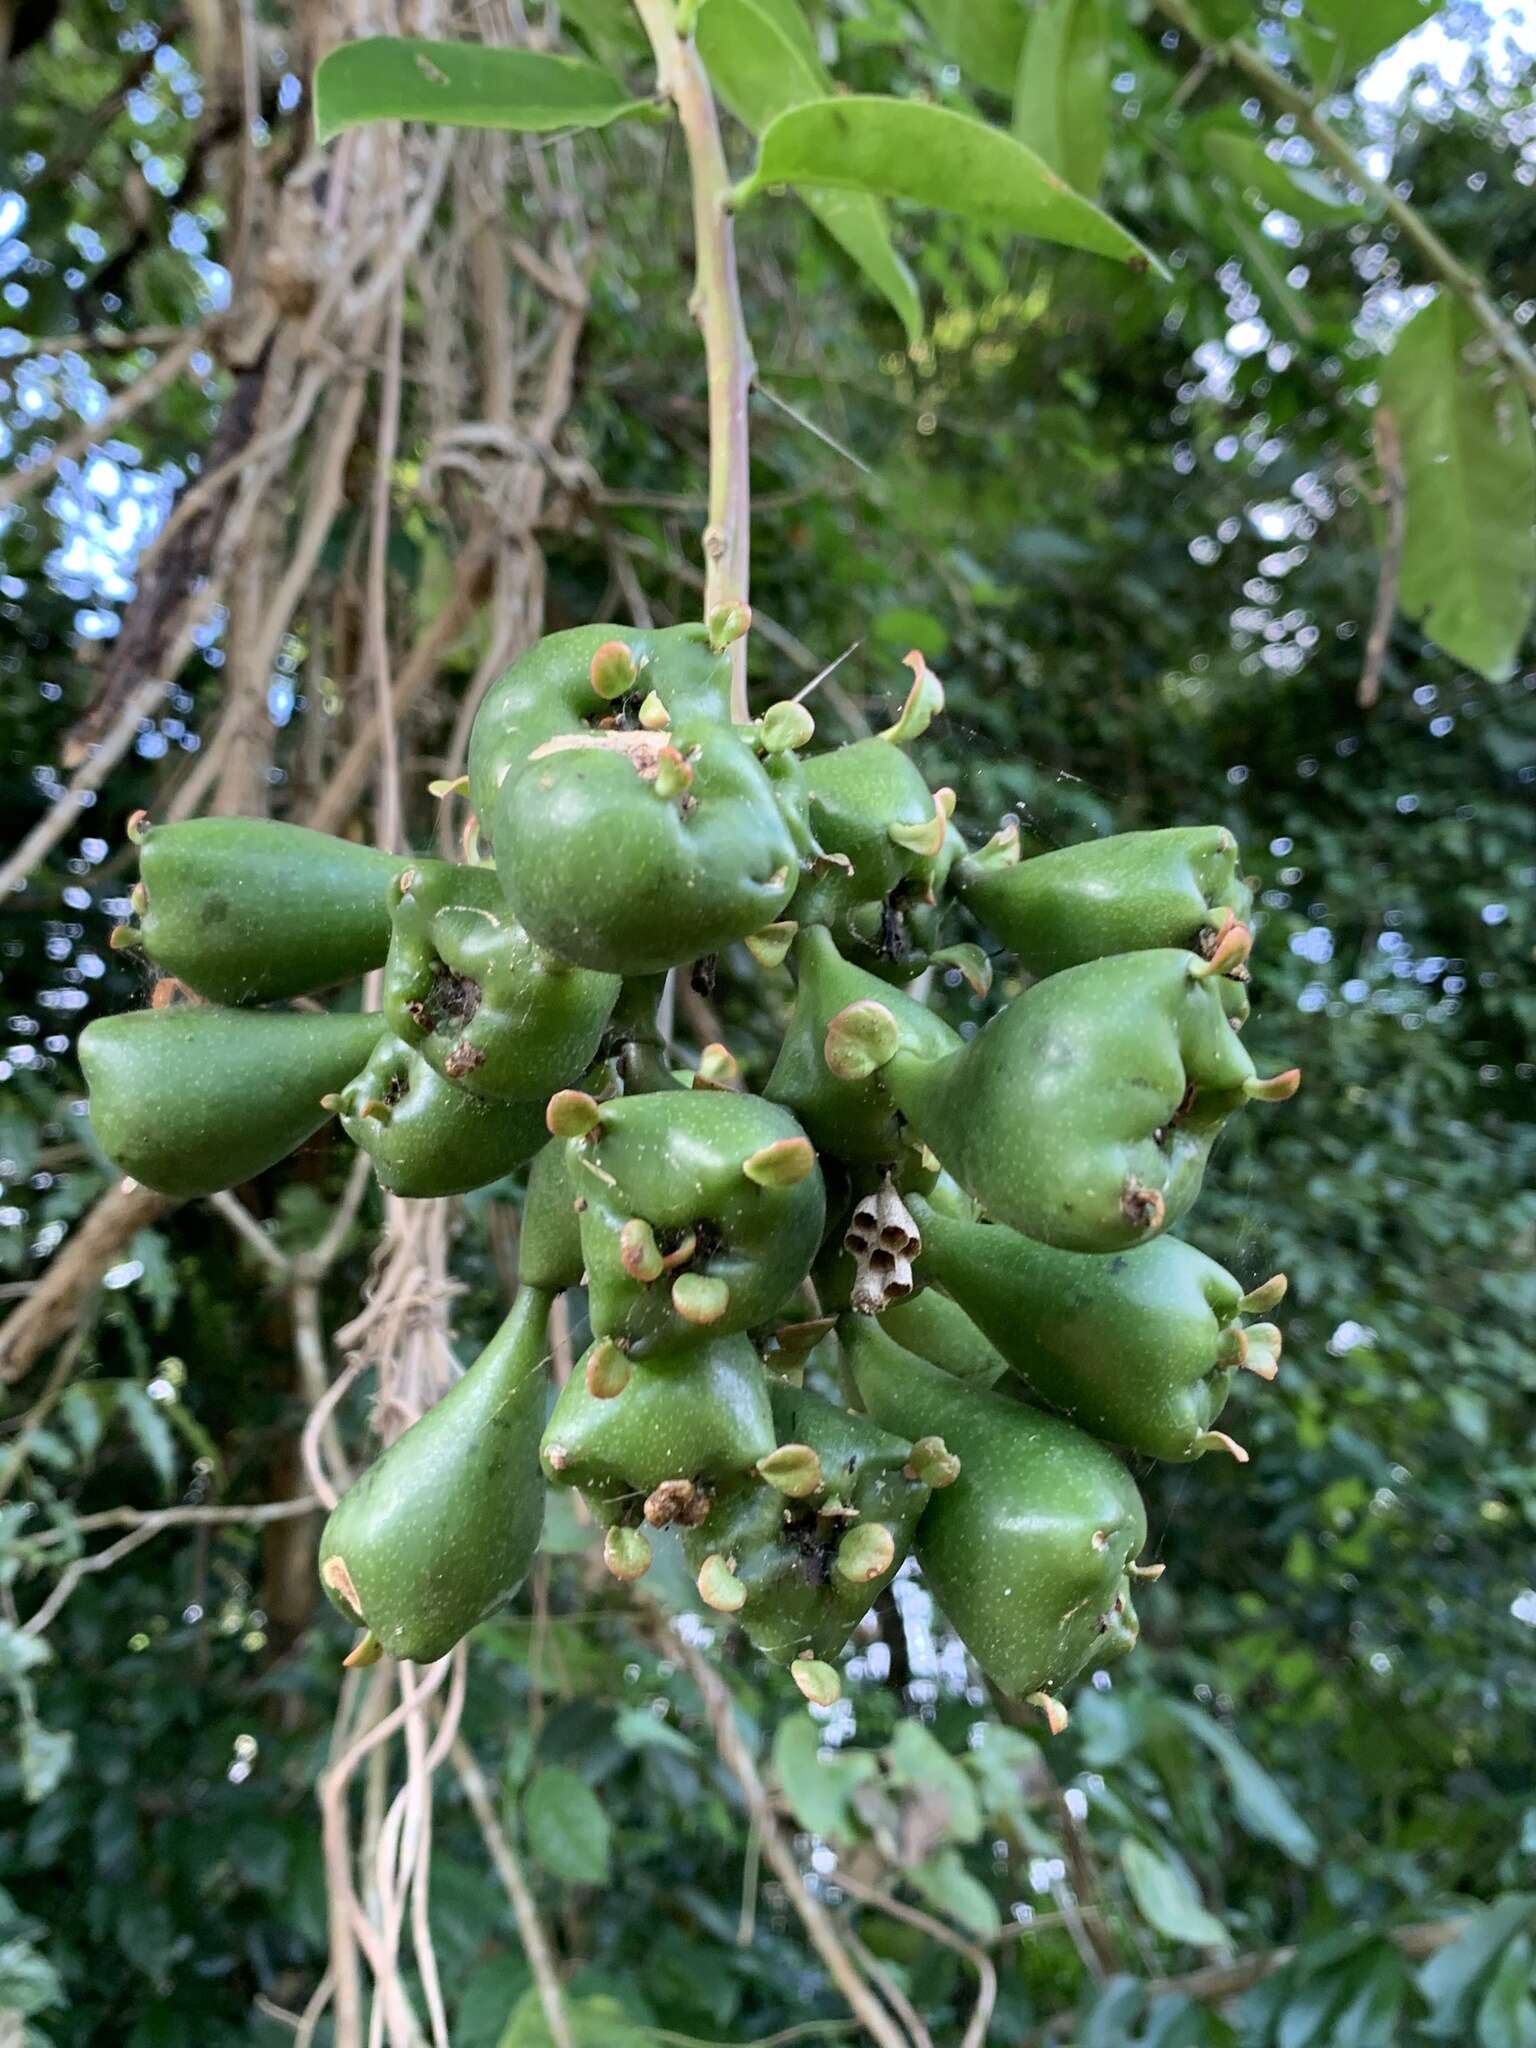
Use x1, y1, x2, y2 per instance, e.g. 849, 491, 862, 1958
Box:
632, 0, 756, 719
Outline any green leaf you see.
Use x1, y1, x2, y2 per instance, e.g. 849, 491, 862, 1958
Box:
1288, 0, 1438, 93
772, 1713, 876, 1840
0, 1621, 50, 1683
1187, 0, 1252, 33
1380, 293, 1536, 681
1119, 1838, 1227, 1949
60, 1382, 106, 1460
521, 1767, 612, 1887
20, 1719, 74, 1804
885, 1720, 983, 1844
909, 1847, 1002, 1939
1013, 0, 1112, 199
116, 1382, 177, 1498
1420, 1900, 1536, 2040
0, 1936, 64, 2019
1477, 1933, 1536, 2048
735, 97, 1165, 277
1165, 1702, 1319, 1866
910, 0, 1027, 95
1203, 129, 1367, 228
613, 1705, 697, 1760
697, 0, 921, 343
497, 1990, 650, 2048
314, 37, 653, 144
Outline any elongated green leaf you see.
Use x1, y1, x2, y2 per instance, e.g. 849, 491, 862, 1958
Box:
886, 1720, 983, 1844
1119, 1839, 1226, 1949
1288, 0, 1438, 92
910, 1848, 1002, 1940
772, 1713, 877, 1840
1204, 128, 1367, 228
1188, 0, 1252, 32
697, 0, 921, 342
115, 1382, 176, 1498
1013, 0, 1112, 199
1419, 1899, 1536, 2040
1381, 293, 1536, 681
1166, 1702, 1319, 1865
736, 97, 1165, 277
314, 37, 652, 144
521, 1767, 612, 1887
910, 0, 1026, 95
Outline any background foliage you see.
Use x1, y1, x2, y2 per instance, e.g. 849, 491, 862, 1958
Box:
1, 0, 1533, 2043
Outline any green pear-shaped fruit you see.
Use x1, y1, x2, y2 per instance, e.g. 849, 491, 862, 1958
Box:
319, 1286, 551, 1662
790, 737, 940, 930
955, 823, 1252, 976
337, 1035, 545, 1197
910, 1198, 1280, 1460
839, 817, 966, 983
496, 721, 798, 975
879, 1285, 1010, 1391
863, 949, 1292, 1251
382, 858, 619, 1100
79, 1004, 384, 1198
766, 926, 959, 1166
517, 1139, 584, 1292
468, 621, 732, 849
678, 1380, 930, 1663
565, 1089, 825, 1355
844, 1315, 1146, 1705
539, 1332, 775, 1521
123, 817, 405, 1003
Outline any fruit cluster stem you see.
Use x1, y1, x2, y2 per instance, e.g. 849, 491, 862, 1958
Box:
1152, 0, 1536, 405
633, 0, 756, 718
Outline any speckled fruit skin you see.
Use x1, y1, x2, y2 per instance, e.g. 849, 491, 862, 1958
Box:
495, 721, 798, 976
955, 825, 1252, 977
567, 1089, 825, 1356
539, 1332, 775, 1521
789, 737, 937, 929
884, 949, 1258, 1252
466, 620, 733, 847
337, 1035, 546, 1198
910, 1198, 1247, 1460
878, 1284, 1010, 1391
844, 1315, 1145, 1700
516, 1138, 585, 1293
680, 1380, 928, 1664
78, 1005, 385, 1199
133, 818, 406, 1004
382, 858, 619, 1102
318, 1286, 551, 1663
766, 925, 959, 1165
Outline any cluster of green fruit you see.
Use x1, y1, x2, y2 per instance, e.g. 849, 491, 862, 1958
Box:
79, 612, 1298, 1728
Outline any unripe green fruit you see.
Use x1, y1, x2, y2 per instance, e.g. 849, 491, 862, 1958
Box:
766, 926, 959, 1165
318, 1286, 550, 1663
910, 1198, 1275, 1460
678, 1380, 929, 1664
125, 817, 405, 1003
382, 858, 619, 1100
337, 1035, 546, 1197
539, 1332, 775, 1519
872, 949, 1292, 1251
516, 1138, 585, 1292
955, 823, 1252, 976
878, 1285, 1010, 1391
566, 1089, 825, 1355
839, 817, 967, 983
844, 1316, 1146, 1704
496, 721, 798, 975
79, 1005, 384, 1198
790, 737, 940, 930
467, 621, 732, 847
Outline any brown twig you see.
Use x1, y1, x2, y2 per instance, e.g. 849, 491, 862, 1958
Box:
834, 1870, 997, 2048
658, 1617, 913, 2048
450, 1735, 576, 2048
1160, 1914, 1468, 2006
0, 1180, 172, 1384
